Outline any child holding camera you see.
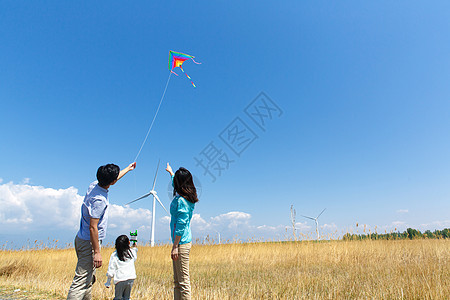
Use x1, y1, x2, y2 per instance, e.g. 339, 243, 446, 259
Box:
105, 234, 138, 300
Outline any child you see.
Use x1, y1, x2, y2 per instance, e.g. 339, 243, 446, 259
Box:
105, 235, 137, 300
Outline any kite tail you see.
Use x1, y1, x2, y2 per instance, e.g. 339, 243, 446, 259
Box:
190, 57, 201, 65
180, 67, 196, 88
184, 73, 196, 87
171, 70, 179, 76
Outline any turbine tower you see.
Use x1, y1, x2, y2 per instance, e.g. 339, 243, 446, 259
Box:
214, 230, 221, 244
290, 205, 297, 240
301, 208, 326, 240
125, 160, 169, 247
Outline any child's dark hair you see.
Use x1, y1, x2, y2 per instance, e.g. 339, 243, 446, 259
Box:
115, 235, 133, 262
97, 164, 120, 187
173, 167, 198, 203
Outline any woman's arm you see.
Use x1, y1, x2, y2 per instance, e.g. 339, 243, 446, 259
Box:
166, 162, 174, 177
171, 199, 190, 260
174, 199, 190, 238
171, 235, 182, 261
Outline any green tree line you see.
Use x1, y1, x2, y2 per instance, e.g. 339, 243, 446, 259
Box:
342, 228, 450, 241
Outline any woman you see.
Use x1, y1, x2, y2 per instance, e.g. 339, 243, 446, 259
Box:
166, 163, 198, 300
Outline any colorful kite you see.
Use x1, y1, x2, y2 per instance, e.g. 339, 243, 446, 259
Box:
168, 50, 201, 87
134, 50, 201, 162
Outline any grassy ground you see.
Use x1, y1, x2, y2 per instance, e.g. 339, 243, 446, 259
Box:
0, 285, 62, 300
0, 239, 449, 299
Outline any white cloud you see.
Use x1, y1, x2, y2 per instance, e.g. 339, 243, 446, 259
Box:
396, 209, 409, 214
392, 221, 406, 226
8, 182, 412, 244
419, 220, 450, 230
191, 213, 208, 227
0, 181, 83, 230
193, 212, 313, 241
210, 211, 251, 230
1, 181, 280, 245
257, 225, 277, 231
0, 181, 153, 239
211, 211, 251, 222
188, 211, 251, 237
321, 223, 337, 230
293, 221, 311, 230
109, 204, 152, 232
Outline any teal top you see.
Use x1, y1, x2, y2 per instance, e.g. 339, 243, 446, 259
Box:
170, 175, 195, 244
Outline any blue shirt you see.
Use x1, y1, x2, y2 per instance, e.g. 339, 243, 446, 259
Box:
77, 181, 109, 241
170, 194, 195, 244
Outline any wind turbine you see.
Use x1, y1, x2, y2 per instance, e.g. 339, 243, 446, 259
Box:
301, 208, 326, 240
290, 205, 297, 240
125, 160, 169, 247
213, 229, 221, 244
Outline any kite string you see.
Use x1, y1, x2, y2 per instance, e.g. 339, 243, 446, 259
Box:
133, 72, 172, 162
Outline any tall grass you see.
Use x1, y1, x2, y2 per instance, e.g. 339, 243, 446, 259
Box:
0, 239, 449, 299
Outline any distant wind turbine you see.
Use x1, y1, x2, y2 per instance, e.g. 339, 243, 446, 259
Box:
214, 230, 221, 244
301, 208, 326, 240
125, 160, 169, 247
290, 205, 297, 240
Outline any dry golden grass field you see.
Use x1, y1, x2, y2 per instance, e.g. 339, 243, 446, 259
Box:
0, 239, 449, 299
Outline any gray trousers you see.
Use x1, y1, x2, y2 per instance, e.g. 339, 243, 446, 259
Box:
67, 236, 96, 300
114, 279, 134, 300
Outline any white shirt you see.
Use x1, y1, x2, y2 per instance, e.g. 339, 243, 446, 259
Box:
106, 248, 137, 284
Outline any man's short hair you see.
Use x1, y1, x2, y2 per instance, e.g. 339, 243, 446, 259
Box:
97, 164, 120, 187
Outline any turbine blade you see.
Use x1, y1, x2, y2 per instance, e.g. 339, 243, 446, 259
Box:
152, 159, 161, 191
317, 208, 326, 219
153, 194, 169, 216
301, 215, 315, 221
125, 192, 152, 206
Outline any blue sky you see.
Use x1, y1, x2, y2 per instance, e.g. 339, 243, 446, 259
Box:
1, 1, 450, 247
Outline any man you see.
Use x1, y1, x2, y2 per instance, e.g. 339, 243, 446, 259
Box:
67, 162, 136, 300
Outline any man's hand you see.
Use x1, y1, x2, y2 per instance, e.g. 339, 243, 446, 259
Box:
93, 252, 102, 268
89, 218, 102, 268
166, 163, 174, 177
116, 162, 137, 182
171, 246, 179, 261
128, 162, 137, 171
